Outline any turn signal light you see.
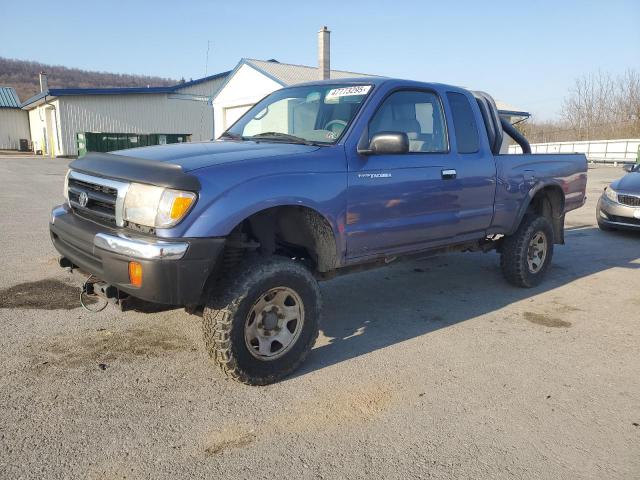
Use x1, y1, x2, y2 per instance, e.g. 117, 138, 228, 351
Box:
128, 261, 143, 287
170, 196, 194, 220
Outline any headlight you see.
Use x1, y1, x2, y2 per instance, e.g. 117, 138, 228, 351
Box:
63, 170, 70, 202
156, 189, 197, 228
604, 186, 618, 203
123, 183, 196, 228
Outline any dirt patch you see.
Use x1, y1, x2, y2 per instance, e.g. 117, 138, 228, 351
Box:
524, 311, 572, 328
38, 327, 193, 368
551, 300, 582, 313
0, 279, 87, 310
203, 382, 393, 456
205, 427, 256, 456
290, 383, 392, 428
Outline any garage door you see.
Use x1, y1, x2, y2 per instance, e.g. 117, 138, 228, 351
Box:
223, 104, 252, 130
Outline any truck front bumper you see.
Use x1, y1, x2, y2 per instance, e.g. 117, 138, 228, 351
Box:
49, 204, 225, 305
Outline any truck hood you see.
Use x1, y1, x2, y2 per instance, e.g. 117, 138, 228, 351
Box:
70, 140, 322, 191
114, 140, 320, 172
611, 172, 640, 193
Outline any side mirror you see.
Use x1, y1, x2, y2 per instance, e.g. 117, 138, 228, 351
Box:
358, 132, 409, 156
624, 164, 638, 173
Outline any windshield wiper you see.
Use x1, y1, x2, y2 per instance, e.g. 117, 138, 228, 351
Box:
220, 131, 245, 141
249, 132, 316, 146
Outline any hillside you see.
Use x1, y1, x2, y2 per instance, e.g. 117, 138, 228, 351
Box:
0, 57, 178, 103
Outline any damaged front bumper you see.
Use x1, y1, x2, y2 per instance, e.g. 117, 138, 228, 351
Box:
50, 204, 225, 305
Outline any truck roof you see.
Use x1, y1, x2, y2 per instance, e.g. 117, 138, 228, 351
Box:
290, 76, 467, 93
291, 78, 530, 119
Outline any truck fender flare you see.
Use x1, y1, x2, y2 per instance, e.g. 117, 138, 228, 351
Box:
508, 182, 566, 240
240, 203, 342, 272
193, 196, 344, 271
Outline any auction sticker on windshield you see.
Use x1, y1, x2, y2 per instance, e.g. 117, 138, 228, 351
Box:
326, 85, 371, 100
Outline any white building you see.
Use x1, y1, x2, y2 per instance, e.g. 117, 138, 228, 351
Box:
21, 71, 229, 157
0, 87, 30, 150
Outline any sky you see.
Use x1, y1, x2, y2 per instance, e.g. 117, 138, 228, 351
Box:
1, 0, 638, 120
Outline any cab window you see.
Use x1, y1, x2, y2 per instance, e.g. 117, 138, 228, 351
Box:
369, 90, 447, 153
447, 92, 480, 153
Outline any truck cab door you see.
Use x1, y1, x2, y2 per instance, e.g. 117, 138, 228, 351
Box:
345, 89, 495, 260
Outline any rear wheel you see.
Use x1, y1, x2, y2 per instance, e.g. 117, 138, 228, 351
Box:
202, 256, 321, 385
500, 215, 554, 288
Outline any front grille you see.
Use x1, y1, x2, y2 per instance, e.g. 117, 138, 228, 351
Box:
618, 194, 640, 207
67, 172, 128, 226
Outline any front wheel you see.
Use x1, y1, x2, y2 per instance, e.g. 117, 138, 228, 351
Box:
202, 256, 321, 385
500, 215, 555, 288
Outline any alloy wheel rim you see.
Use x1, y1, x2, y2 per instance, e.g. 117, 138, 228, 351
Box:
244, 287, 305, 360
527, 231, 547, 274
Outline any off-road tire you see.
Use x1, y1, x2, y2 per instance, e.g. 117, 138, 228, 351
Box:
500, 215, 554, 288
202, 256, 321, 385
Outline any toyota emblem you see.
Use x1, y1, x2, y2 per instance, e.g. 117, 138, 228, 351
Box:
78, 191, 89, 208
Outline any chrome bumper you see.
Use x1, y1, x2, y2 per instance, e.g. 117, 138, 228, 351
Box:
51, 204, 189, 260
50, 204, 225, 305
93, 233, 189, 260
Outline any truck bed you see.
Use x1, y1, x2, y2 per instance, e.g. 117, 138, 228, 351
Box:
491, 153, 588, 235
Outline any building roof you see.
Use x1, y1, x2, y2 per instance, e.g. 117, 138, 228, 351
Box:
494, 100, 530, 119
20, 70, 231, 108
243, 58, 376, 86
175, 70, 230, 89
0, 87, 21, 108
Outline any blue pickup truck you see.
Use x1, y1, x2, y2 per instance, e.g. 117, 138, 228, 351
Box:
50, 78, 587, 384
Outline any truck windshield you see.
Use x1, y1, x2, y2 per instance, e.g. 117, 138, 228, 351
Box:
222, 84, 373, 145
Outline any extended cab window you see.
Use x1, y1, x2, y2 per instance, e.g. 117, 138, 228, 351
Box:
369, 90, 447, 153
447, 92, 480, 153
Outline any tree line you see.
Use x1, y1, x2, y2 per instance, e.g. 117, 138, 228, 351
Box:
0, 57, 177, 103
518, 69, 640, 144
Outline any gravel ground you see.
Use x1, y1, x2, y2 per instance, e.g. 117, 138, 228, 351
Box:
0, 156, 638, 479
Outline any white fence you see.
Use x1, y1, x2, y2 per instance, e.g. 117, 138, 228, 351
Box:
508, 139, 640, 164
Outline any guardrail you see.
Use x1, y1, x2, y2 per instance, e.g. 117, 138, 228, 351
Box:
508, 139, 640, 164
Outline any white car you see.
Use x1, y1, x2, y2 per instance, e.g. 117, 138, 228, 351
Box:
597, 164, 640, 231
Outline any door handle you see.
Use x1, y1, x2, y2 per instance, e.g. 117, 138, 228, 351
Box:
441, 169, 457, 180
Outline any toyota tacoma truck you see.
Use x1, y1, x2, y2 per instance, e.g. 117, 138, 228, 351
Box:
50, 78, 588, 385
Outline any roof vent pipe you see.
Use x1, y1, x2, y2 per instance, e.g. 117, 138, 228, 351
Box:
39, 72, 48, 93
318, 26, 330, 80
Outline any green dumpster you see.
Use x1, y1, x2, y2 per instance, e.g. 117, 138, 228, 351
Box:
76, 132, 191, 157
76, 133, 87, 157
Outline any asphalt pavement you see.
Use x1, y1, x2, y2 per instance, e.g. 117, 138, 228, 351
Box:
0, 156, 638, 479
